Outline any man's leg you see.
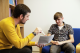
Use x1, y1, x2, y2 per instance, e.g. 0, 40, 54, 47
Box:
11, 46, 32, 53
0, 46, 32, 53
50, 45, 61, 53
0, 49, 11, 53
61, 43, 75, 53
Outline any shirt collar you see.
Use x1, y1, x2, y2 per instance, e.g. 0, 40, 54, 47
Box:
56, 22, 66, 28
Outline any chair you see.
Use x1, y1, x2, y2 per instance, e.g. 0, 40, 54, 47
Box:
73, 28, 80, 53
40, 28, 80, 53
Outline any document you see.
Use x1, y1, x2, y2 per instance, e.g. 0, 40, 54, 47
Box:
38, 35, 54, 44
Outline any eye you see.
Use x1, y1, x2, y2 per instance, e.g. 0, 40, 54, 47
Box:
27, 15, 29, 17
58, 19, 60, 20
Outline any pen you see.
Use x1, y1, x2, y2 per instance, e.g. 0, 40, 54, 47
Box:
42, 31, 46, 36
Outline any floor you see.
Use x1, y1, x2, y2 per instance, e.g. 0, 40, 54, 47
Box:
32, 51, 39, 53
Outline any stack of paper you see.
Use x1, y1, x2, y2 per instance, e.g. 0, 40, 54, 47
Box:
38, 35, 54, 44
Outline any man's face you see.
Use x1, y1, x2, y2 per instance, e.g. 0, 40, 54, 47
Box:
55, 17, 63, 26
20, 12, 30, 24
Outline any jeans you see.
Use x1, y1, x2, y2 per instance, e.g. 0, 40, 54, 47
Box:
48, 43, 75, 53
0, 46, 32, 53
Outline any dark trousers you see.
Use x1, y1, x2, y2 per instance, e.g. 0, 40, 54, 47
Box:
0, 46, 32, 53
50, 43, 75, 53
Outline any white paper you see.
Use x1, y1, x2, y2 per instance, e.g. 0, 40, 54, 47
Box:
38, 35, 54, 44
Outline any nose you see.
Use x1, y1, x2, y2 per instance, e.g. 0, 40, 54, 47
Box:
28, 18, 29, 20
26, 18, 29, 21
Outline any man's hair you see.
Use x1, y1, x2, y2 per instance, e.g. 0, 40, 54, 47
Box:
13, 4, 31, 18
54, 12, 63, 20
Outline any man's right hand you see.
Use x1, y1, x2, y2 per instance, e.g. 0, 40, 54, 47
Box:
51, 40, 57, 45
34, 27, 42, 35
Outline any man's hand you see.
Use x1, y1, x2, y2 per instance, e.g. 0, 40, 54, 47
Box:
55, 41, 63, 45
34, 27, 42, 35
51, 41, 57, 45
35, 42, 46, 48
51, 41, 63, 45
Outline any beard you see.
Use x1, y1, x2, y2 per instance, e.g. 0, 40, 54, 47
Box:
20, 22, 25, 24
20, 19, 25, 24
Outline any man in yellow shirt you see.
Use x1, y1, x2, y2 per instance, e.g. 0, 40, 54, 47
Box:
0, 4, 43, 53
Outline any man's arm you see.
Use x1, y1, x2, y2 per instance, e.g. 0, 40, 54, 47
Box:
47, 33, 51, 36
48, 34, 74, 45
56, 25, 74, 45
47, 33, 57, 44
2, 22, 42, 49
55, 25, 74, 45
26, 41, 36, 46
17, 25, 36, 46
56, 34, 74, 45
47, 24, 58, 44
62, 34, 74, 43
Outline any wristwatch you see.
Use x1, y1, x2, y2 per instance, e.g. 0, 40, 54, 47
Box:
32, 32, 36, 36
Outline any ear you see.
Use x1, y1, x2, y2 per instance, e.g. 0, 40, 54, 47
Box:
20, 14, 23, 20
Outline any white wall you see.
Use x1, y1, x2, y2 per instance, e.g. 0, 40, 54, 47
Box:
24, 0, 80, 51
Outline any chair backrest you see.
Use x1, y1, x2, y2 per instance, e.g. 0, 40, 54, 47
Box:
73, 28, 80, 47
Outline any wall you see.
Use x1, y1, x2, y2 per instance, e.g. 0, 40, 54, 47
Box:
24, 0, 80, 51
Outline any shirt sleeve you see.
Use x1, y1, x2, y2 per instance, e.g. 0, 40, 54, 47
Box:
26, 41, 35, 46
48, 24, 53, 35
2, 22, 35, 49
68, 25, 74, 35
17, 25, 36, 46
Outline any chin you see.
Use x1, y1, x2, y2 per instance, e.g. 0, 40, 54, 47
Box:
20, 21, 26, 24
57, 24, 60, 26
22, 23, 25, 24
20, 22, 25, 24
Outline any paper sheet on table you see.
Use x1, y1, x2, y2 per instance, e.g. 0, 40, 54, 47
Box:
38, 35, 54, 44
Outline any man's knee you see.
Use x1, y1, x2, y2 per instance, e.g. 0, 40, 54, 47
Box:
50, 45, 61, 53
69, 44, 75, 51
64, 43, 75, 51
21, 47, 32, 53
22, 46, 32, 53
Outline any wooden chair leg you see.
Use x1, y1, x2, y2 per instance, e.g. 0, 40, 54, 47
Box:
40, 47, 42, 53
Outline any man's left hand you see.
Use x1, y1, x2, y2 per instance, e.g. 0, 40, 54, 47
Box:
55, 41, 63, 45
35, 42, 46, 47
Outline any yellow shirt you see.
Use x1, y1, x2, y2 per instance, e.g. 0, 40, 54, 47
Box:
0, 17, 35, 50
